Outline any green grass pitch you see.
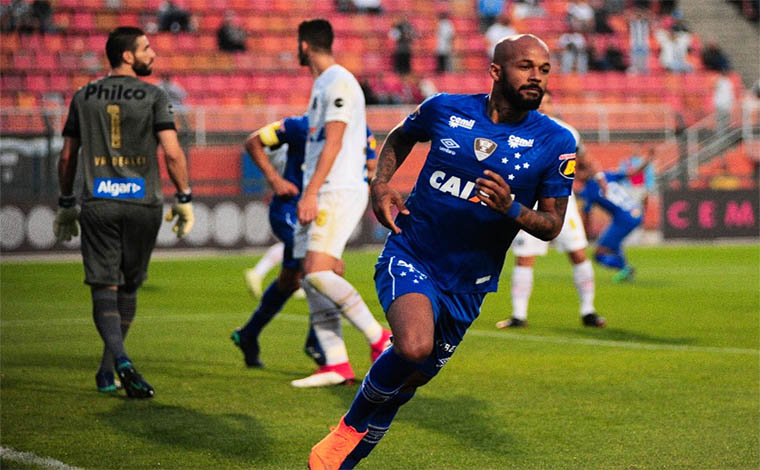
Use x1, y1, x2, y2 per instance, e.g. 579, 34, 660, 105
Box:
1, 244, 758, 469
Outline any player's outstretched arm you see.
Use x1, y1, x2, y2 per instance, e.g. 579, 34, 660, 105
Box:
244, 129, 298, 197
476, 169, 567, 241
369, 124, 416, 234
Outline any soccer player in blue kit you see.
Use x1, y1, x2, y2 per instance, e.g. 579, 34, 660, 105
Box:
231, 114, 383, 368
308, 34, 578, 469
576, 161, 648, 283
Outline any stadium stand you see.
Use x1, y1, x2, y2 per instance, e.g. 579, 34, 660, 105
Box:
0, 0, 755, 202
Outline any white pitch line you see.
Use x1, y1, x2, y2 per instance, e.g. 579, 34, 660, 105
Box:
0, 447, 85, 470
2, 312, 758, 356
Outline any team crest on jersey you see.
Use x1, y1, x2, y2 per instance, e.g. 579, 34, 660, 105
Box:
559, 156, 576, 179
473, 138, 497, 161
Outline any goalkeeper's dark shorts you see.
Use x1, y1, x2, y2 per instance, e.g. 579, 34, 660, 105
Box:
80, 199, 162, 289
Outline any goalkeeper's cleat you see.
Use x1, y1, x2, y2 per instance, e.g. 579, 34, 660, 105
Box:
582, 312, 606, 327
116, 360, 154, 399
370, 329, 392, 363
293, 287, 307, 299
291, 362, 356, 388
612, 266, 635, 283
95, 371, 120, 393
309, 415, 367, 470
495, 317, 527, 329
230, 330, 263, 368
244, 269, 264, 299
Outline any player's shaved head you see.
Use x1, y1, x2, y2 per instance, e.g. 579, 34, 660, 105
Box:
492, 34, 550, 65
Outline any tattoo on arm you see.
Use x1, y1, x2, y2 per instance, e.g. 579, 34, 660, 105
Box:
373, 126, 416, 185
515, 196, 568, 241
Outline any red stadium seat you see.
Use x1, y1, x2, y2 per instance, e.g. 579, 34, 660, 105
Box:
26, 74, 49, 93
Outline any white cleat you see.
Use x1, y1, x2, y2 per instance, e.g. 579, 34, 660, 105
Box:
244, 269, 264, 299
290, 363, 356, 388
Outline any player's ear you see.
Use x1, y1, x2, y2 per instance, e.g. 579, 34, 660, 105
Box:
489, 63, 501, 81
122, 49, 135, 66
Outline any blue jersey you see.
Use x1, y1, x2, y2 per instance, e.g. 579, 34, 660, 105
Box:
384, 93, 577, 293
578, 171, 643, 220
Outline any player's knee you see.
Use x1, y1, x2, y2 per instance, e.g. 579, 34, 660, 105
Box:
393, 338, 433, 364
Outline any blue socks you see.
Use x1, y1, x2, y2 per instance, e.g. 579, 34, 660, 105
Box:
595, 252, 626, 270
344, 346, 419, 432
340, 391, 416, 469
239, 281, 291, 340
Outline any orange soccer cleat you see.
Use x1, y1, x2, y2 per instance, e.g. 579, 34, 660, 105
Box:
309, 415, 368, 470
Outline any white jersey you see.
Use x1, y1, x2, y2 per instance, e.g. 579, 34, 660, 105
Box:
304, 64, 367, 193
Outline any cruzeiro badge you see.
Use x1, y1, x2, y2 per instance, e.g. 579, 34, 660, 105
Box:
473, 138, 498, 161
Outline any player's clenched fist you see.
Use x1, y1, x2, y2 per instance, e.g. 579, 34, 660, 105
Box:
475, 170, 515, 215
370, 180, 409, 234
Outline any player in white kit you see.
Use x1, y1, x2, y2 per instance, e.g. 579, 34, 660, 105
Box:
291, 19, 391, 388
496, 91, 606, 329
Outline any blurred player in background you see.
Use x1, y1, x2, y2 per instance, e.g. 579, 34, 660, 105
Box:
308, 34, 577, 469
496, 90, 606, 329
55, 26, 193, 398
231, 113, 379, 369
292, 19, 391, 388
576, 158, 651, 283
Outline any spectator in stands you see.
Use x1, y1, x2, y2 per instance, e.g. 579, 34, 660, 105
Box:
654, 16, 692, 73
352, 0, 383, 14
626, 6, 652, 74
567, 0, 595, 32
590, 41, 628, 71
1, 0, 33, 33
477, 0, 506, 32
713, 69, 735, 134
701, 41, 731, 72
435, 11, 455, 74
559, 32, 589, 73
389, 16, 417, 76
217, 10, 247, 52
30, 0, 52, 34
512, 0, 545, 18
158, 0, 192, 33
592, 0, 615, 34
485, 14, 516, 59
659, 0, 678, 15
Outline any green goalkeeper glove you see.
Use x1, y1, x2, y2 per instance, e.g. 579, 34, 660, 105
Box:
53, 195, 79, 242
165, 192, 194, 238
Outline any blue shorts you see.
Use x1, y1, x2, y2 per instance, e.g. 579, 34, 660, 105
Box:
269, 199, 300, 270
597, 213, 642, 254
374, 250, 486, 378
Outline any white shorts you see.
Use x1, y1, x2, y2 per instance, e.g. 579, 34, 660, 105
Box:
511, 193, 588, 257
294, 188, 369, 260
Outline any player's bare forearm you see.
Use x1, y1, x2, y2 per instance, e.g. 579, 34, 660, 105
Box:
514, 196, 568, 241
371, 125, 416, 185
370, 125, 415, 233
245, 133, 280, 185
158, 130, 190, 193
303, 121, 345, 196
58, 137, 80, 195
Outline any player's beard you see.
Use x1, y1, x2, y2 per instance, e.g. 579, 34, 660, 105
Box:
132, 58, 152, 77
501, 75, 543, 111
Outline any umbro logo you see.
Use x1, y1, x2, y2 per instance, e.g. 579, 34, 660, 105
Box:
448, 115, 475, 129
438, 138, 460, 155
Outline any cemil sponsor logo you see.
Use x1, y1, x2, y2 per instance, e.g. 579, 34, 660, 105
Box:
448, 115, 475, 129
94, 178, 145, 199
508, 135, 534, 149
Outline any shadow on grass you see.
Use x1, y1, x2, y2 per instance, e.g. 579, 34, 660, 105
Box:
99, 402, 272, 464
550, 327, 697, 346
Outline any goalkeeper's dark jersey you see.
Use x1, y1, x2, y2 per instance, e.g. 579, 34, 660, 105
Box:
62, 75, 176, 207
